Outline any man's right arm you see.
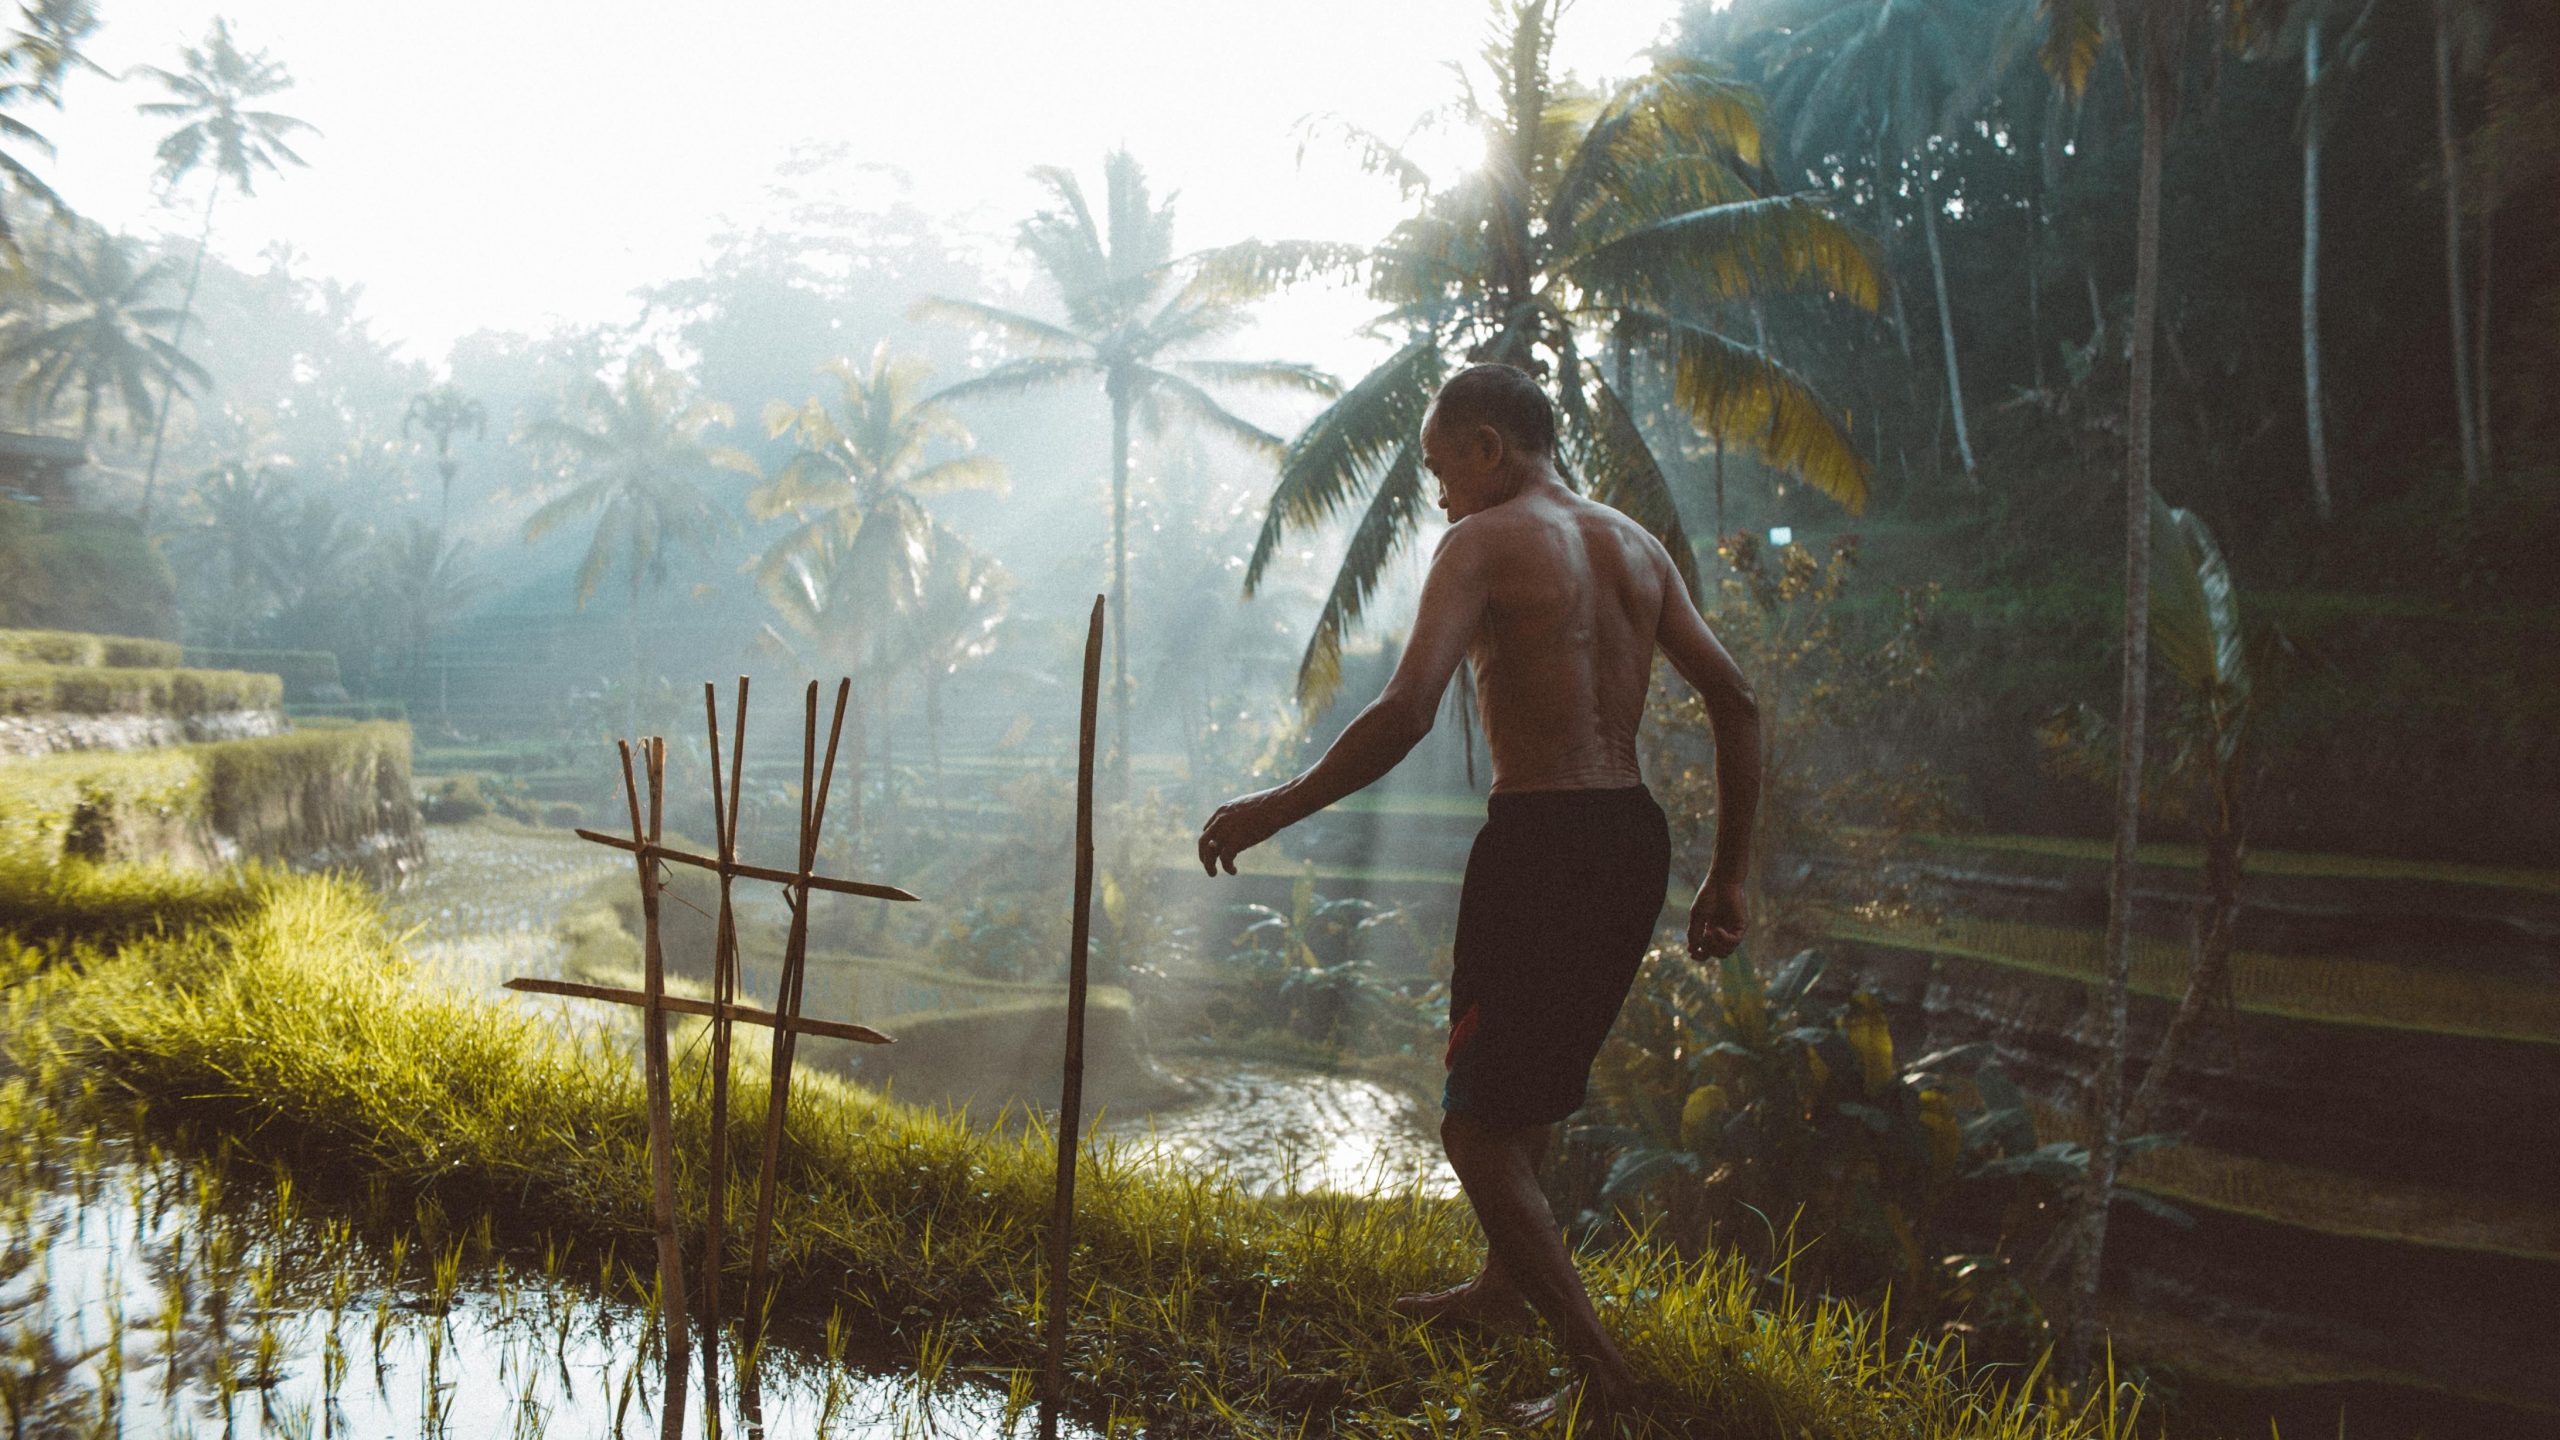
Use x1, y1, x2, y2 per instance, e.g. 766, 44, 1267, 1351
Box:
1651, 541, 1760, 958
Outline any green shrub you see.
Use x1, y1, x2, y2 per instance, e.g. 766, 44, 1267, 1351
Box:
183, 646, 342, 700
539, 801, 583, 828
420, 773, 494, 823
0, 627, 184, 668
0, 663, 282, 717
0, 503, 177, 640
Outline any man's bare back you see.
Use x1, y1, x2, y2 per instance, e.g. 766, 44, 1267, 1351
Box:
1458, 486, 1666, 794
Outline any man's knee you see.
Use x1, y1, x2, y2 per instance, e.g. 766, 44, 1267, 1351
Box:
1441, 1109, 1535, 1178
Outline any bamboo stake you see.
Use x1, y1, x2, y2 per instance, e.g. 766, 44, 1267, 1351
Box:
502, 978, 893, 1045
570, 831, 920, 903
699, 676, 747, 1414
745, 678, 852, 1325
1041, 596, 1105, 1435
622, 737, 689, 1440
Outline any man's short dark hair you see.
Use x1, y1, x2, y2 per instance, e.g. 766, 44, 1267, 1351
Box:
1433, 362, 1556, 459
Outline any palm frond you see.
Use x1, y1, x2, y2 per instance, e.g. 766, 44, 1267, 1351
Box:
2149, 492, 2250, 728
1292, 113, 1435, 198
1166, 358, 1340, 398
1141, 370, 1284, 455
903, 453, 1007, 495
1567, 193, 1881, 313
1183, 239, 1371, 302
1619, 308, 1868, 515
908, 296, 1089, 355
2039, 0, 2108, 99
1294, 439, 1428, 713
930, 355, 1101, 407
1244, 336, 1444, 596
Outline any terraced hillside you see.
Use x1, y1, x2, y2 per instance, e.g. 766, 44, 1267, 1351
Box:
1151, 793, 2560, 1435
0, 628, 424, 879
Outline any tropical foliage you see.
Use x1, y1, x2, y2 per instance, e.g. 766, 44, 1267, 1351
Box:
1245, 0, 1880, 709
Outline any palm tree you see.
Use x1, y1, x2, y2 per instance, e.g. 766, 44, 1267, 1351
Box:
0, 226, 208, 445
2431, 0, 2488, 503
1246, 0, 1878, 712
748, 343, 1003, 630
131, 16, 316, 527
918, 149, 1337, 789
1752, 0, 2002, 483
2038, 0, 2263, 1380
517, 349, 751, 733
379, 517, 480, 726
0, 0, 101, 253
894, 522, 1009, 821
403, 383, 485, 534
171, 457, 294, 646
749, 344, 1003, 833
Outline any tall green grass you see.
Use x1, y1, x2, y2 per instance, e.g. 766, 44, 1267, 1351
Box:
2, 863, 2158, 1439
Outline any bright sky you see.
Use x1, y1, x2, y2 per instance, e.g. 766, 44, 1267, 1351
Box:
40, 0, 1680, 370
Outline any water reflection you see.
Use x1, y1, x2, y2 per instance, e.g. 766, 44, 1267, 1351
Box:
1102, 1062, 1456, 1199
4, 1146, 1086, 1439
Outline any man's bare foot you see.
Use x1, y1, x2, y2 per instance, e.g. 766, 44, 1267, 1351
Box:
1501, 1373, 1651, 1432
1390, 1280, 1534, 1332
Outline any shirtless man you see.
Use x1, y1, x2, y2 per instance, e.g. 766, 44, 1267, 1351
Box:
1197, 362, 1761, 1424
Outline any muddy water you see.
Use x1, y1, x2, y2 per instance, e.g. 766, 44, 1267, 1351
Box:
410, 824, 1455, 1201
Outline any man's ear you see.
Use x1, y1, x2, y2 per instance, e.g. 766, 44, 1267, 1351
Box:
1472, 422, 1505, 468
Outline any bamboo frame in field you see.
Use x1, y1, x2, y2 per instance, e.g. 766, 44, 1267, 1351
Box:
504, 674, 918, 1434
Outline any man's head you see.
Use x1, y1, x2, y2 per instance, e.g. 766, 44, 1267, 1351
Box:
1422, 363, 1557, 519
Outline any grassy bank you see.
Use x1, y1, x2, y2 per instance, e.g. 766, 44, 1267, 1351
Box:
0, 722, 416, 869
0, 862, 2153, 1439
0, 661, 282, 718
0, 627, 182, 669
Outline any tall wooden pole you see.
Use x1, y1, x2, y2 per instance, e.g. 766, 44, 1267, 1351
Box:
1041, 597, 1106, 1435
699, 677, 748, 1418
746, 679, 852, 1324
622, 737, 689, 1440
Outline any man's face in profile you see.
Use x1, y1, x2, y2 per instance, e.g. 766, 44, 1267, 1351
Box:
1421, 402, 1505, 521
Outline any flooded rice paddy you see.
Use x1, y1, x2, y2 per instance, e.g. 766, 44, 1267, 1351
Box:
0, 1129, 1090, 1439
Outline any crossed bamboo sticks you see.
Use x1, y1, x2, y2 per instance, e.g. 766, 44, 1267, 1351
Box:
502, 597, 1107, 1439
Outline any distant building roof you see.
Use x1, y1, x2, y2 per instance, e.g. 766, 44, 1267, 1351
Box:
0, 432, 90, 505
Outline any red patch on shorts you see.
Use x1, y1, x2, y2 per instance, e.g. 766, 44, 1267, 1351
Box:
1443, 1001, 1481, 1070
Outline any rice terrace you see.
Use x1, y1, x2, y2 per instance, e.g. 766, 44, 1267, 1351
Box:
0, 0, 2553, 1436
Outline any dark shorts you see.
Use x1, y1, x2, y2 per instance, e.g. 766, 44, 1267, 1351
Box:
1441, 784, 1671, 1128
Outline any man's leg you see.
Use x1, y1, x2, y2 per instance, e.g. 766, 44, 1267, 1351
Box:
1391, 1124, 1550, 1326
1438, 1111, 1641, 1407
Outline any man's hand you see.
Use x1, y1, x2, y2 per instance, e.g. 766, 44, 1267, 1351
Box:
1199, 787, 1289, 876
1687, 874, 1746, 961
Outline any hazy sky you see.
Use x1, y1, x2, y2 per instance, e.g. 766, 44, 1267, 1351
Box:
40, 0, 1679, 370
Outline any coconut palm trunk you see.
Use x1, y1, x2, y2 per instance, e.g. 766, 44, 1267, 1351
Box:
1108, 373, 1133, 797
2301, 21, 2334, 522
1917, 176, 1977, 482
2433, 0, 2482, 505
2065, 57, 2168, 1381
135, 190, 216, 530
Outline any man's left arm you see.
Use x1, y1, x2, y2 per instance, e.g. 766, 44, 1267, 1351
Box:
1198, 523, 1490, 875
